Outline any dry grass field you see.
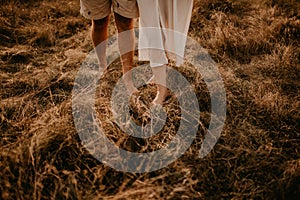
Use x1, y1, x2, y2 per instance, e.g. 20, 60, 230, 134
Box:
0, 0, 299, 199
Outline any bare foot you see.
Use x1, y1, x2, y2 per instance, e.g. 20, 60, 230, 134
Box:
124, 80, 138, 95
152, 85, 168, 105
147, 75, 155, 84
122, 73, 138, 95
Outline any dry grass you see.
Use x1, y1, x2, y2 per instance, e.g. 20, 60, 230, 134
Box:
1, 0, 299, 199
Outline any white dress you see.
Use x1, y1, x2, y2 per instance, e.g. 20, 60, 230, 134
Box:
138, 0, 193, 67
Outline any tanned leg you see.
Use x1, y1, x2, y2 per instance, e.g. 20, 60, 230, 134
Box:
114, 12, 137, 94
91, 16, 110, 68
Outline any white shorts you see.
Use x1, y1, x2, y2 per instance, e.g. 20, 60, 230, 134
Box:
80, 0, 139, 20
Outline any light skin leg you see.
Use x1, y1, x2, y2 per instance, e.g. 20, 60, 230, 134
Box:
152, 64, 168, 105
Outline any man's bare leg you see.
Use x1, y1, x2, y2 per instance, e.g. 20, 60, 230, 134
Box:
91, 16, 110, 68
114, 13, 137, 94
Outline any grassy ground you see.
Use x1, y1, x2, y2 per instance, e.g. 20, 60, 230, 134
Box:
0, 0, 299, 199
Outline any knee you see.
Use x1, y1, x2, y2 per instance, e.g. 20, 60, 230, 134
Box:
115, 13, 133, 31
92, 16, 109, 31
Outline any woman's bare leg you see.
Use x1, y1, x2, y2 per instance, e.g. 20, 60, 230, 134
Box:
152, 64, 168, 105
